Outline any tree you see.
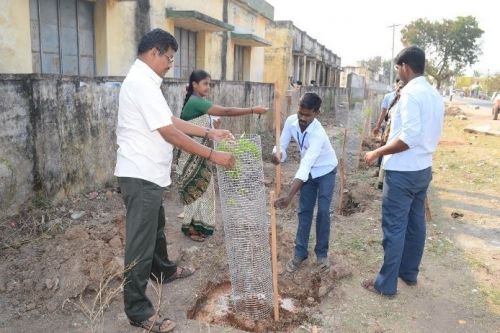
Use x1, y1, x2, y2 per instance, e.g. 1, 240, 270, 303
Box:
382, 59, 392, 83
400, 16, 483, 89
455, 76, 474, 90
360, 56, 382, 73
359, 57, 392, 83
484, 74, 500, 94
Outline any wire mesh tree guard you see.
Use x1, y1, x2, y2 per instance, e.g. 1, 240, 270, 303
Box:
215, 134, 273, 319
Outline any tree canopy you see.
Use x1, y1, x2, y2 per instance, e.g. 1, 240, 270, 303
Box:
400, 16, 483, 88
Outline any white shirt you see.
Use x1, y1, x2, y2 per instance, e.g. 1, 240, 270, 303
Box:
275, 114, 338, 182
114, 59, 174, 187
383, 76, 444, 171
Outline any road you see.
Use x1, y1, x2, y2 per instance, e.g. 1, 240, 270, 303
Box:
450, 96, 494, 108
446, 98, 500, 136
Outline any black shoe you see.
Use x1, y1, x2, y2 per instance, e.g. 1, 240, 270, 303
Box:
400, 277, 417, 286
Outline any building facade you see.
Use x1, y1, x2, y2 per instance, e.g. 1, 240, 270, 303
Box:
264, 20, 341, 97
0, 0, 274, 80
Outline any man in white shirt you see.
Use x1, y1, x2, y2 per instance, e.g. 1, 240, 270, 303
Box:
273, 93, 338, 274
363, 46, 444, 297
115, 29, 234, 332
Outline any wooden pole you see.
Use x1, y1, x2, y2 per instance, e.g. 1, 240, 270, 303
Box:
274, 82, 282, 196
425, 196, 432, 221
270, 190, 280, 321
337, 128, 348, 212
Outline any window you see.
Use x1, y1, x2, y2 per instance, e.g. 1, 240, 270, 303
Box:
234, 45, 248, 81
173, 28, 197, 79
293, 55, 303, 82
29, 0, 95, 76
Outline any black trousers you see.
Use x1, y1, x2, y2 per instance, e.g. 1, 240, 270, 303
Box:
118, 177, 177, 322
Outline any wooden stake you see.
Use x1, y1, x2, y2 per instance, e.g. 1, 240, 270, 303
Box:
270, 190, 280, 321
425, 195, 432, 221
337, 128, 348, 212
274, 81, 282, 196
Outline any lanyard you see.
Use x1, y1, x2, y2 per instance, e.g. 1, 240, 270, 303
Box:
296, 131, 307, 151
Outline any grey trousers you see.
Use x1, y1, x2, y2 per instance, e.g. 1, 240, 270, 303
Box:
118, 177, 177, 322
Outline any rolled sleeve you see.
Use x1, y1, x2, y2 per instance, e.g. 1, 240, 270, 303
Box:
294, 134, 322, 181
272, 146, 287, 162
398, 94, 421, 148
381, 95, 389, 109
272, 117, 293, 162
381, 92, 394, 110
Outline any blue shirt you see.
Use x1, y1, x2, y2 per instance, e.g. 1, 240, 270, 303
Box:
274, 114, 338, 182
381, 91, 397, 110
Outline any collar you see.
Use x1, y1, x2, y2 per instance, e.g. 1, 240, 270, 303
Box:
133, 59, 163, 87
401, 75, 426, 93
292, 116, 317, 134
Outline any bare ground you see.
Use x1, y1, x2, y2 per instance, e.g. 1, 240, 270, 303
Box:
0, 108, 499, 332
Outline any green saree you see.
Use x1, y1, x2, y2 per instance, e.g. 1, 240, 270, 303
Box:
176, 95, 216, 237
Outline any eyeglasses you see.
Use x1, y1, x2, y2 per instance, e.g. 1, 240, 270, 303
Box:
394, 63, 404, 71
157, 48, 175, 63
163, 53, 175, 64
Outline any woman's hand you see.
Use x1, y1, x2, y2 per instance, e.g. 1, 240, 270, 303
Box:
207, 129, 234, 141
251, 106, 269, 115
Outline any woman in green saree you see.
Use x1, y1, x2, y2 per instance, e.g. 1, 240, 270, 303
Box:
177, 70, 268, 241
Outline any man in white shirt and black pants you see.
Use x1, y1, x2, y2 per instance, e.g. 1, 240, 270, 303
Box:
114, 29, 234, 332
363, 46, 444, 297
273, 93, 338, 274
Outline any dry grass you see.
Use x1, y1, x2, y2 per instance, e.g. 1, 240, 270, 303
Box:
434, 117, 500, 193
148, 272, 165, 332
433, 112, 500, 313
63, 262, 134, 333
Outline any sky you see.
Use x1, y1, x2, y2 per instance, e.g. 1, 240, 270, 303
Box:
266, 0, 500, 76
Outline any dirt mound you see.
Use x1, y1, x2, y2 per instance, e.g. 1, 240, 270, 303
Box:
362, 137, 381, 151
0, 214, 126, 316
188, 258, 353, 332
340, 181, 377, 216
445, 105, 465, 116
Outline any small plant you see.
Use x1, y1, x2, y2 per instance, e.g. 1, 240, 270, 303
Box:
31, 194, 52, 209
216, 136, 262, 180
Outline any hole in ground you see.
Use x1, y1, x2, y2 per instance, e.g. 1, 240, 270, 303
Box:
187, 280, 310, 332
340, 190, 363, 216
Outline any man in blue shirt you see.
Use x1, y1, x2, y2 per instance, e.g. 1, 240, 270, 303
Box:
273, 93, 338, 273
373, 79, 401, 137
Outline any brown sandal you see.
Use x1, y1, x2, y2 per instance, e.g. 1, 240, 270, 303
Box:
164, 266, 195, 283
361, 279, 396, 299
129, 317, 176, 332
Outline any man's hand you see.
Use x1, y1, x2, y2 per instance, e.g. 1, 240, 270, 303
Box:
271, 153, 281, 165
252, 106, 269, 115
372, 125, 381, 137
275, 179, 302, 209
210, 151, 235, 169
207, 129, 234, 141
274, 196, 291, 209
364, 150, 380, 165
